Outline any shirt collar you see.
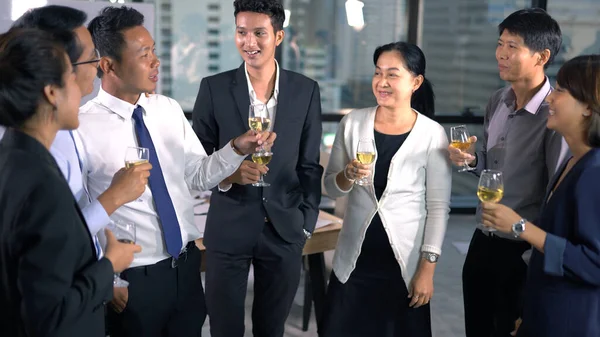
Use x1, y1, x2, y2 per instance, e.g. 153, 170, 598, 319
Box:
96, 86, 149, 119
503, 76, 552, 115
244, 59, 280, 102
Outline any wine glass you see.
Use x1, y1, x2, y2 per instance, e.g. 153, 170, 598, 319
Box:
477, 169, 504, 232
251, 151, 273, 187
249, 103, 273, 187
248, 103, 271, 134
124, 147, 149, 202
450, 125, 475, 172
355, 138, 376, 186
107, 220, 136, 287
125, 147, 149, 168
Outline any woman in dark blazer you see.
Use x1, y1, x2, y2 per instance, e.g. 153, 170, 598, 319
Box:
0, 29, 140, 337
481, 54, 600, 337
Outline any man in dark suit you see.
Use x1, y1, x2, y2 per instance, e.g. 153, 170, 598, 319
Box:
192, 1, 323, 336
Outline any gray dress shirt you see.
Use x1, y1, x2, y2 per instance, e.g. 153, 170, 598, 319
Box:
473, 79, 569, 240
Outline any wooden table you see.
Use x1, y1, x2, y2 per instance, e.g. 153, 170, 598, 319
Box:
194, 210, 342, 331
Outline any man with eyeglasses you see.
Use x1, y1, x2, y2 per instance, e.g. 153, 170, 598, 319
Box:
2, 5, 151, 260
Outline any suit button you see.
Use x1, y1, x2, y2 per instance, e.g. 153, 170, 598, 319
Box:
262, 198, 267, 203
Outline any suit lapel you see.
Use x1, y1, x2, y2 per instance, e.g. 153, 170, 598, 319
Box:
273, 70, 291, 136
544, 157, 569, 204
231, 64, 251, 131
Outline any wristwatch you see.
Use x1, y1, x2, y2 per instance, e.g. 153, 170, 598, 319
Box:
512, 218, 527, 238
303, 229, 312, 240
422, 252, 439, 263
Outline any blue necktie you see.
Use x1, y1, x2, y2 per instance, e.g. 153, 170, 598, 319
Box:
69, 130, 103, 259
132, 106, 183, 258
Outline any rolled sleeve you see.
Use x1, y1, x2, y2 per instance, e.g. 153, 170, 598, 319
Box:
543, 233, 567, 277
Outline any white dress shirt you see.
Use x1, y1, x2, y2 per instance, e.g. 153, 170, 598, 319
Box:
77, 88, 246, 267
324, 107, 452, 285
219, 60, 280, 192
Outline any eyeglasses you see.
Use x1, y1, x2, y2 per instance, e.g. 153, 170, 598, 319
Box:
73, 48, 101, 66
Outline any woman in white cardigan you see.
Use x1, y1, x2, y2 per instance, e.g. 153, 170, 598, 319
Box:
320, 42, 452, 337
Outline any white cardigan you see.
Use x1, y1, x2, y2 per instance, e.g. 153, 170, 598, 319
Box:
324, 107, 452, 285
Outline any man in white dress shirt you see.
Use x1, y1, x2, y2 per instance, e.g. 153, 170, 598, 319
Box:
3, 5, 150, 260
78, 6, 273, 337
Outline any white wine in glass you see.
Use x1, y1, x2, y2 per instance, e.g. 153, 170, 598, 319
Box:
248, 103, 271, 132
356, 138, 376, 186
450, 125, 475, 172
251, 151, 273, 187
477, 169, 504, 232
125, 147, 149, 168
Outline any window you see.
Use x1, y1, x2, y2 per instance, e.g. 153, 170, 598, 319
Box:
546, 0, 600, 82
420, 0, 530, 116
167, 0, 241, 110
281, 0, 410, 114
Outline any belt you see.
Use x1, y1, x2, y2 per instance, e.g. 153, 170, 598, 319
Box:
128, 241, 197, 273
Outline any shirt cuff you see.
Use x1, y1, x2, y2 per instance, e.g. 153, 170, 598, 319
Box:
543, 233, 567, 277
421, 245, 442, 256
218, 139, 246, 163
82, 199, 111, 236
218, 182, 232, 192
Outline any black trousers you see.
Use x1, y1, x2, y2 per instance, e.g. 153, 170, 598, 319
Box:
204, 222, 304, 337
462, 229, 530, 337
107, 242, 206, 337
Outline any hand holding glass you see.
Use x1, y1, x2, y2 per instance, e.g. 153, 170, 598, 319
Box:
355, 138, 376, 186
125, 147, 149, 168
249, 103, 273, 187
450, 125, 475, 172
477, 170, 504, 232
124, 147, 149, 201
108, 220, 136, 287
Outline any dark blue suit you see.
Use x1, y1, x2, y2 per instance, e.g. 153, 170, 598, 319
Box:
518, 148, 600, 337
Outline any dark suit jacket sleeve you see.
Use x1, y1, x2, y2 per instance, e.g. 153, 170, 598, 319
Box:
16, 180, 113, 336
298, 81, 324, 233
192, 78, 218, 156
542, 167, 600, 287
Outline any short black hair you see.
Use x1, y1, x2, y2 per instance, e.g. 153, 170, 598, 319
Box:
0, 29, 69, 128
556, 55, 600, 147
11, 5, 87, 64
373, 42, 436, 117
88, 6, 145, 78
498, 8, 562, 68
234, 0, 285, 32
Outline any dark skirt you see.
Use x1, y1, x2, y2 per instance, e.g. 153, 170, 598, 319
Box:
319, 214, 432, 337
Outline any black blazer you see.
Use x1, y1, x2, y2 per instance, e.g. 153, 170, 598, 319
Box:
193, 63, 323, 253
0, 129, 113, 337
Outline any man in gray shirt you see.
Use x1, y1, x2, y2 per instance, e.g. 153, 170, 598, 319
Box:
448, 8, 567, 337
